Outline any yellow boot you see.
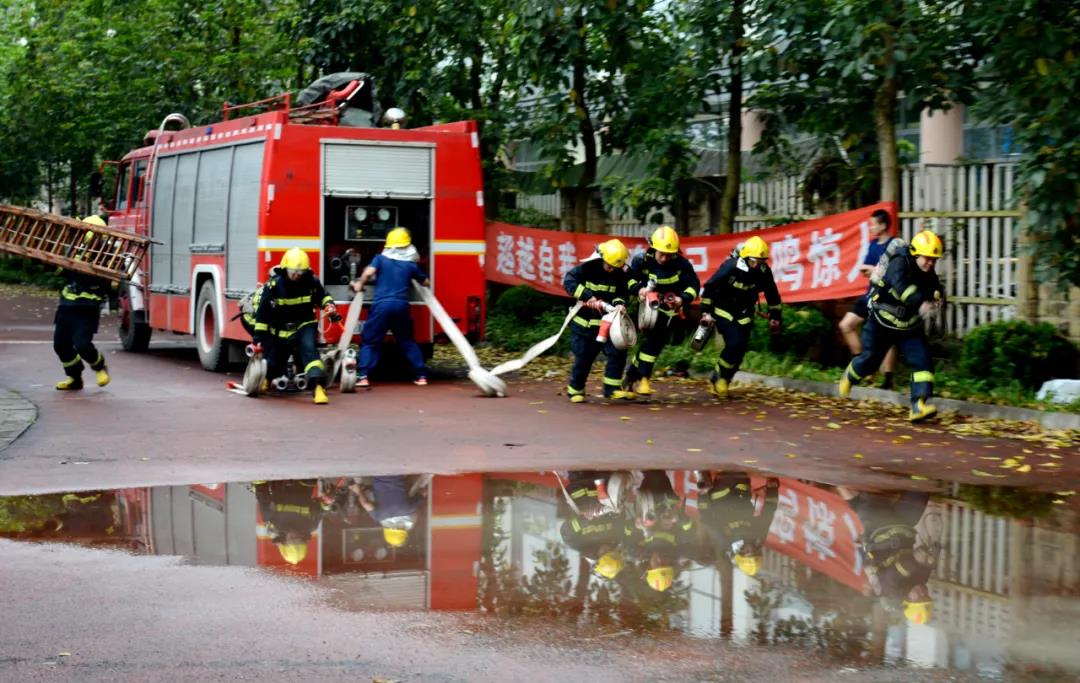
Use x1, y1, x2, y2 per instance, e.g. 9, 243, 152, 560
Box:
313, 385, 329, 405
633, 377, 653, 396
608, 390, 635, 401
569, 394, 585, 404
838, 374, 851, 398
909, 399, 937, 423
96, 367, 110, 387
56, 376, 83, 391
709, 377, 728, 399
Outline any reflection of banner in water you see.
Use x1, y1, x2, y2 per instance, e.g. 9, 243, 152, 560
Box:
766, 479, 867, 592
485, 202, 896, 304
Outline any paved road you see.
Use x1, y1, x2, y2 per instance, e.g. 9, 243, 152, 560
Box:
1, 292, 1075, 495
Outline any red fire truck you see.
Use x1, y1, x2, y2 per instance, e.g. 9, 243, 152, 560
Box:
105, 75, 487, 371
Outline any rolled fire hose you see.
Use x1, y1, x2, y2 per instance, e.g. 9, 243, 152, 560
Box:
331, 288, 364, 384
412, 281, 508, 397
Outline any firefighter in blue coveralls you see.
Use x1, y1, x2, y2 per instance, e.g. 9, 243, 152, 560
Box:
695, 471, 780, 577
350, 475, 428, 549
623, 226, 700, 397
838, 230, 945, 422
562, 239, 634, 403
53, 215, 111, 391
350, 227, 429, 389
252, 248, 338, 404
700, 236, 782, 399
558, 471, 639, 580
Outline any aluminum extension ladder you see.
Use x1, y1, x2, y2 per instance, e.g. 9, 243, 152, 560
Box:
0, 204, 150, 282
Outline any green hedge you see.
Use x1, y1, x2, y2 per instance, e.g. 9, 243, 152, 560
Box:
959, 320, 1078, 391
485, 285, 573, 354
0, 255, 63, 288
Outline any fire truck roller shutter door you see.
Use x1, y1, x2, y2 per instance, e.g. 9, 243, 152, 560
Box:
150, 155, 178, 290
322, 144, 433, 199
192, 146, 231, 249
172, 154, 198, 289
226, 142, 266, 291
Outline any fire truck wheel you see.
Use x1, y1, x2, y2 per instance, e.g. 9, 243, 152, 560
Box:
118, 291, 151, 353
340, 365, 357, 393
196, 281, 228, 372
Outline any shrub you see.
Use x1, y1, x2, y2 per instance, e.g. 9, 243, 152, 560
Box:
498, 207, 560, 230
0, 255, 64, 288
959, 320, 1078, 391
748, 304, 833, 358
486, 285, 573, 354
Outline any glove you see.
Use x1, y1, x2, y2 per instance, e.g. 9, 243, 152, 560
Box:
769, 319, 781, 335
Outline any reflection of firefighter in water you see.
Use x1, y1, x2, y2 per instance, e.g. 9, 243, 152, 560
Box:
557, 471, 639, 581
631, 470, 695, 593
349, 475, 430, 549
838, 488, 935, 625
695, 471, 780, 578
254, 480, 326, 565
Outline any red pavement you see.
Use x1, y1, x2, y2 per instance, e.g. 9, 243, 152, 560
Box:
1, 291, 1076, 494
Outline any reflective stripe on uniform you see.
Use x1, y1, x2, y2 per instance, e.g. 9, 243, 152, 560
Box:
717, 357, 735, 369
62, 354, 82, 368
272, 320, 316, 338
845, 361, 863, 381
585, 281, 616, 293
654, 274, 680, 285
566, 386, 584, 396
711, 488, 731, 500
683, 286, 697, 298
603, 376, 622, 387
574, 284, 585, 298
874, 308, 920, 329
912, 370, 934, 383
304, 359, 325, 373
274, 295, 312, 306
61, 289, 102, 302
638, 352, 657, 363
731, 281, 753, 291
320, 295, 333, 307
900, 284, 918, 302
253, 322, 269, 332
572, 316, 601, 327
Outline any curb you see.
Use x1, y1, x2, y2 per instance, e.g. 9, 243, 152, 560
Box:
0, 389, 37, 453
732, 371, 1080, 431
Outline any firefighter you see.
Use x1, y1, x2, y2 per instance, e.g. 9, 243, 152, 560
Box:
558, 471, 639, 580
53, 215, 111, 391
837, 487, 935, 625
623, 226, 700, 397
699, 236, 782, 399
350, 227, 429, 388
695, 471, 780, 578
562, 239, 634, 402
633, 470, 694, 593
350, 475, 429, 549
838, 230, 945, 422
839, 209, 898, 389
252, 247, 337, 404
254, 480, 325, 566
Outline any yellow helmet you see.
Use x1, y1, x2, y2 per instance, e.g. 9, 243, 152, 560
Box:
646, 566, 674, 592
739, 236, 769, 260
276, 542, 307, 565
280, 247, 311, 271
386, 227, 412, 249
734, 553, 763, 577
910, 230, 943, 258
597, 239, 629, 269
82, 215, 107, 228
594, 551, 625, 579
903, 599, 933, 625
649, 225, 680, 254
383, 527, 409, 547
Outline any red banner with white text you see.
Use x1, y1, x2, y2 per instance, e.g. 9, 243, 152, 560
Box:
486, 203, 896, 303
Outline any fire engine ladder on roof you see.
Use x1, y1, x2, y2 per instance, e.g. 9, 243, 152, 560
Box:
0, 204, 151, 283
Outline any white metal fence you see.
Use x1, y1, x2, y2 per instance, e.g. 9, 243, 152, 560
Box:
513, 162, 1021, 336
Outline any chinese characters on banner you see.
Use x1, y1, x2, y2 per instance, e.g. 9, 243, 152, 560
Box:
766, 478, 867, 592
485, 202, 897, 303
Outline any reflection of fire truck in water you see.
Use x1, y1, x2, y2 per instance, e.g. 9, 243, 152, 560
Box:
105, 74, 486, 371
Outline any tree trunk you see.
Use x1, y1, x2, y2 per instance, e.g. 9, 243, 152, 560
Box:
718, 0, 744, 235
719, 560, 734, 637
572, 11, 600, 233
874, 17, 900, 204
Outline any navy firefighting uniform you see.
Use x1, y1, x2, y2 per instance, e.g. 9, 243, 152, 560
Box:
53, 271, 110, 379
850, 491, 932, 603
253, 267, 333, 387
254, 480, 324, 542
845, 253, 943, 408
701, 256, 782, 382
562, 258, 632, 398
697, 472, 779, 555
359, 253, 429, 380
624, 250, 700, 382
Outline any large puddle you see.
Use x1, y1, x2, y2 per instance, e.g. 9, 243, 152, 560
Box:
2, 468, 1078, 679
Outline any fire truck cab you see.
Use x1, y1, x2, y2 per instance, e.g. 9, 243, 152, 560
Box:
107, 75, 486, 372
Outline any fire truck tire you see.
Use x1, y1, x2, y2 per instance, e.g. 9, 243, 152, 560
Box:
118, 297, 151, 353
196, 281, 228, 372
